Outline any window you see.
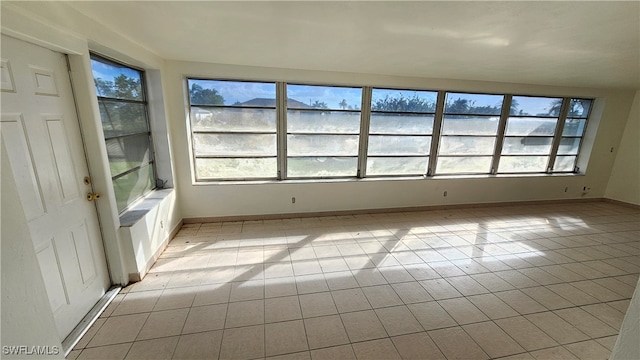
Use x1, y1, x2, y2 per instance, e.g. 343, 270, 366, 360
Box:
187, 79, 277, 180
286, 84, 362, 178
437, 92, 504, 174
90, 55, 156, 212
367, 88, 436, 176
499, 96, 562, 173
185, 79, 594, 182
554, 99, 592, 172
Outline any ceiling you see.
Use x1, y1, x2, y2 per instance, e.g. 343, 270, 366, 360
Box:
67, 1, 640, 89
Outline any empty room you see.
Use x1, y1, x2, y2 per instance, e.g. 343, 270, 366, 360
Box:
1, 1, 639, 360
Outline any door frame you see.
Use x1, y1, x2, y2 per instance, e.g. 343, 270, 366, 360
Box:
67, 52, 129, 285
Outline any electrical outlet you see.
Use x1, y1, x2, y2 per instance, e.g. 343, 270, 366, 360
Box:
160, 220, 164, 229
292, 197, 296, 204
443, 191, 448, 197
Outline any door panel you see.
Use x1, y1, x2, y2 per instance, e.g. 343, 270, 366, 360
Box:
0, 114, 47, 220
1, 34, 110, 339
35, 238, 69, 313
71, 220, 98, 285
46, 117, 81, 202
1, 58, 16, 91
29, 64, 59, 96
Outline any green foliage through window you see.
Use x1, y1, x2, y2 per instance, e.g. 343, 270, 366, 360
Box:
190, 83, 224, 105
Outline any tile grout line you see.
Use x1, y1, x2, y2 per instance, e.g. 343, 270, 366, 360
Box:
68, 203, 638, 360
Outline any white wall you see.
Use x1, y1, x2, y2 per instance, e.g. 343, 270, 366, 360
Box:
611, 278, 640, 360
164, 60, 636, 219
606, 90, 640, 206
1, 148, 64, 359
118, 190, 179, 281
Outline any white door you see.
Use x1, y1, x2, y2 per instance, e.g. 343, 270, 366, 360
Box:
1, 35, 111, 339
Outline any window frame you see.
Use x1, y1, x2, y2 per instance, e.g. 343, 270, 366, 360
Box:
284, 83, 364, 180
184, 78, 594, 183
186, 78, 279, 181
434, 91, 506, 176
551, 98, 593, 173
497, 95, 565, 174
90, 53, 157, 213
364, 87, 438, 178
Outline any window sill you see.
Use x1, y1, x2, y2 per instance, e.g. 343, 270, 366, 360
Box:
192, 172, 584, 186
119, 188, 174, 227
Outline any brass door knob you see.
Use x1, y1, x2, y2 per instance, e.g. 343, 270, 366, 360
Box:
87, 192, 101, 201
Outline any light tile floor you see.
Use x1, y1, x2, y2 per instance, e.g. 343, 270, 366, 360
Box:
68, 202, 640, 360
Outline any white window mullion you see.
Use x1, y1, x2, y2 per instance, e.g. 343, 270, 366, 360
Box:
277, 82, 287, 180
547, 97, 571, 173
491, 94, 512, 174
358, 87, 372, 178
428, 91, 446, 176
